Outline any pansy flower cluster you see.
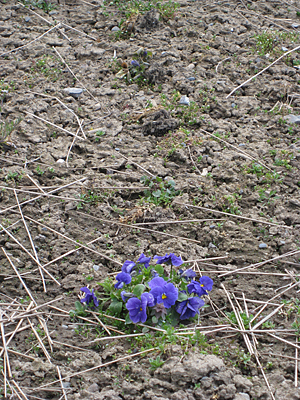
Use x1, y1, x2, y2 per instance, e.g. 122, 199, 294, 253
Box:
80, 253, 213, 326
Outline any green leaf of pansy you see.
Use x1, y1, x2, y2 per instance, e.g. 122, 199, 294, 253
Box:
133, 284, 145, 297
177, 292, 188, 302
154, 264, 164, 276
108, 299, 123, 315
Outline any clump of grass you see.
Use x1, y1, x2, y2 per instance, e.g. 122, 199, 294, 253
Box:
254, 30, 299, 56
20, 0, 56, 13
140, 176, 180, 206
0, 117, 21, 147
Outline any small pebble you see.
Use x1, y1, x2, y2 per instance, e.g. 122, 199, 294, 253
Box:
179, 95, 190, 106
56, 159, 65, 164
187, 77, 195, 81
25, 16, 31, 22
111, 26, 120, 32
292, 23, 299, 29
231, 103, 236, 108
115, 147, 120, 151
62, 382, 71, 389
49, 10, 58, 16
187, 63, 195, 70
62, 325, 69, 329
93, 264, 100, 271
209, 225, 215, 229
208, 242, 217, 249
284, 114, 300, 124
282, 46, 288, 52
259, 243, 267, 249
63, 88, 84, 99
280, 240, 285, 245
87, 383, 99, 393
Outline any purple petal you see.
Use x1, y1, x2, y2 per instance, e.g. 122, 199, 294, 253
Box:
137, 253, 151, 268
80, 287, 91, 295
170, 253, 183, 266
149, 277, 166, 289
182, 269, 196, 279
141, 292, 155, 307
121, 260, 136, 274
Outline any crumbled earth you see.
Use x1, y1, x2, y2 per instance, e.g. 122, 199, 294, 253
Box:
1, 0, 300, 399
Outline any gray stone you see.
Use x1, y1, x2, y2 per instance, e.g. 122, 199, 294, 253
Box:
87, 383, 99, 393
62, 382, 71, 389
234, 394, 250, 400
208, 242, 217, 249
25, 16, 31, 22
231, 103, 236, 108
63, 88, 84, 99
56, 159, 65, 164
282, 46, 288, 52
179, 95, 190, 106
259, 243, 267, 249
62, 325, 69, 329
111, 26, 120, 32
187, 77, 195, 81
93, 264, 100, 271
34, 234, 46, 243
292, 23, 299, 29
49, 10, 58, 16
284, 114, 300, 124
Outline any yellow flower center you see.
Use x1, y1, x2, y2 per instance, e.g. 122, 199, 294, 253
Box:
140, 307, 143, 311
162, 293, 167, 299
200, 284, 204, 287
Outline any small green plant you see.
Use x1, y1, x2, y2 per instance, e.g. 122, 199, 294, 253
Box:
262, 320, 275, 329
222, 194, 241, 215
149, 355, 165, 370
20, 0, 56, 12
69, 300, 88, 320
246, 162, 265, 177
36, 165, 44, 175
95, 130, 106, 141
0, 117, 21, 147
5, 171, 22, 182
226, 311, 254, 330
140, 176, 180, 206
257, 189, 280, 204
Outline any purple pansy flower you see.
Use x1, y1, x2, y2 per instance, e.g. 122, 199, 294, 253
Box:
121, 260, 136, 274
199, 276, 214, 293
179, 268, 196, 280
80, 287, 99, 307
187, 280, 206, 297
114, 272, 131, 289
176, 297, 205, 320
149, 278, 178, 308
126, 292, 153, 323
137, 253, 151, 268
154, 253, 183, 267
131, 60, 140, 67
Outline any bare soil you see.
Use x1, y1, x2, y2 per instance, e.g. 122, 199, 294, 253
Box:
1, 0, 300, 399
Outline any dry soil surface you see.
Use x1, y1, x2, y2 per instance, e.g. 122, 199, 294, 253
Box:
1, 0, 300, 399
